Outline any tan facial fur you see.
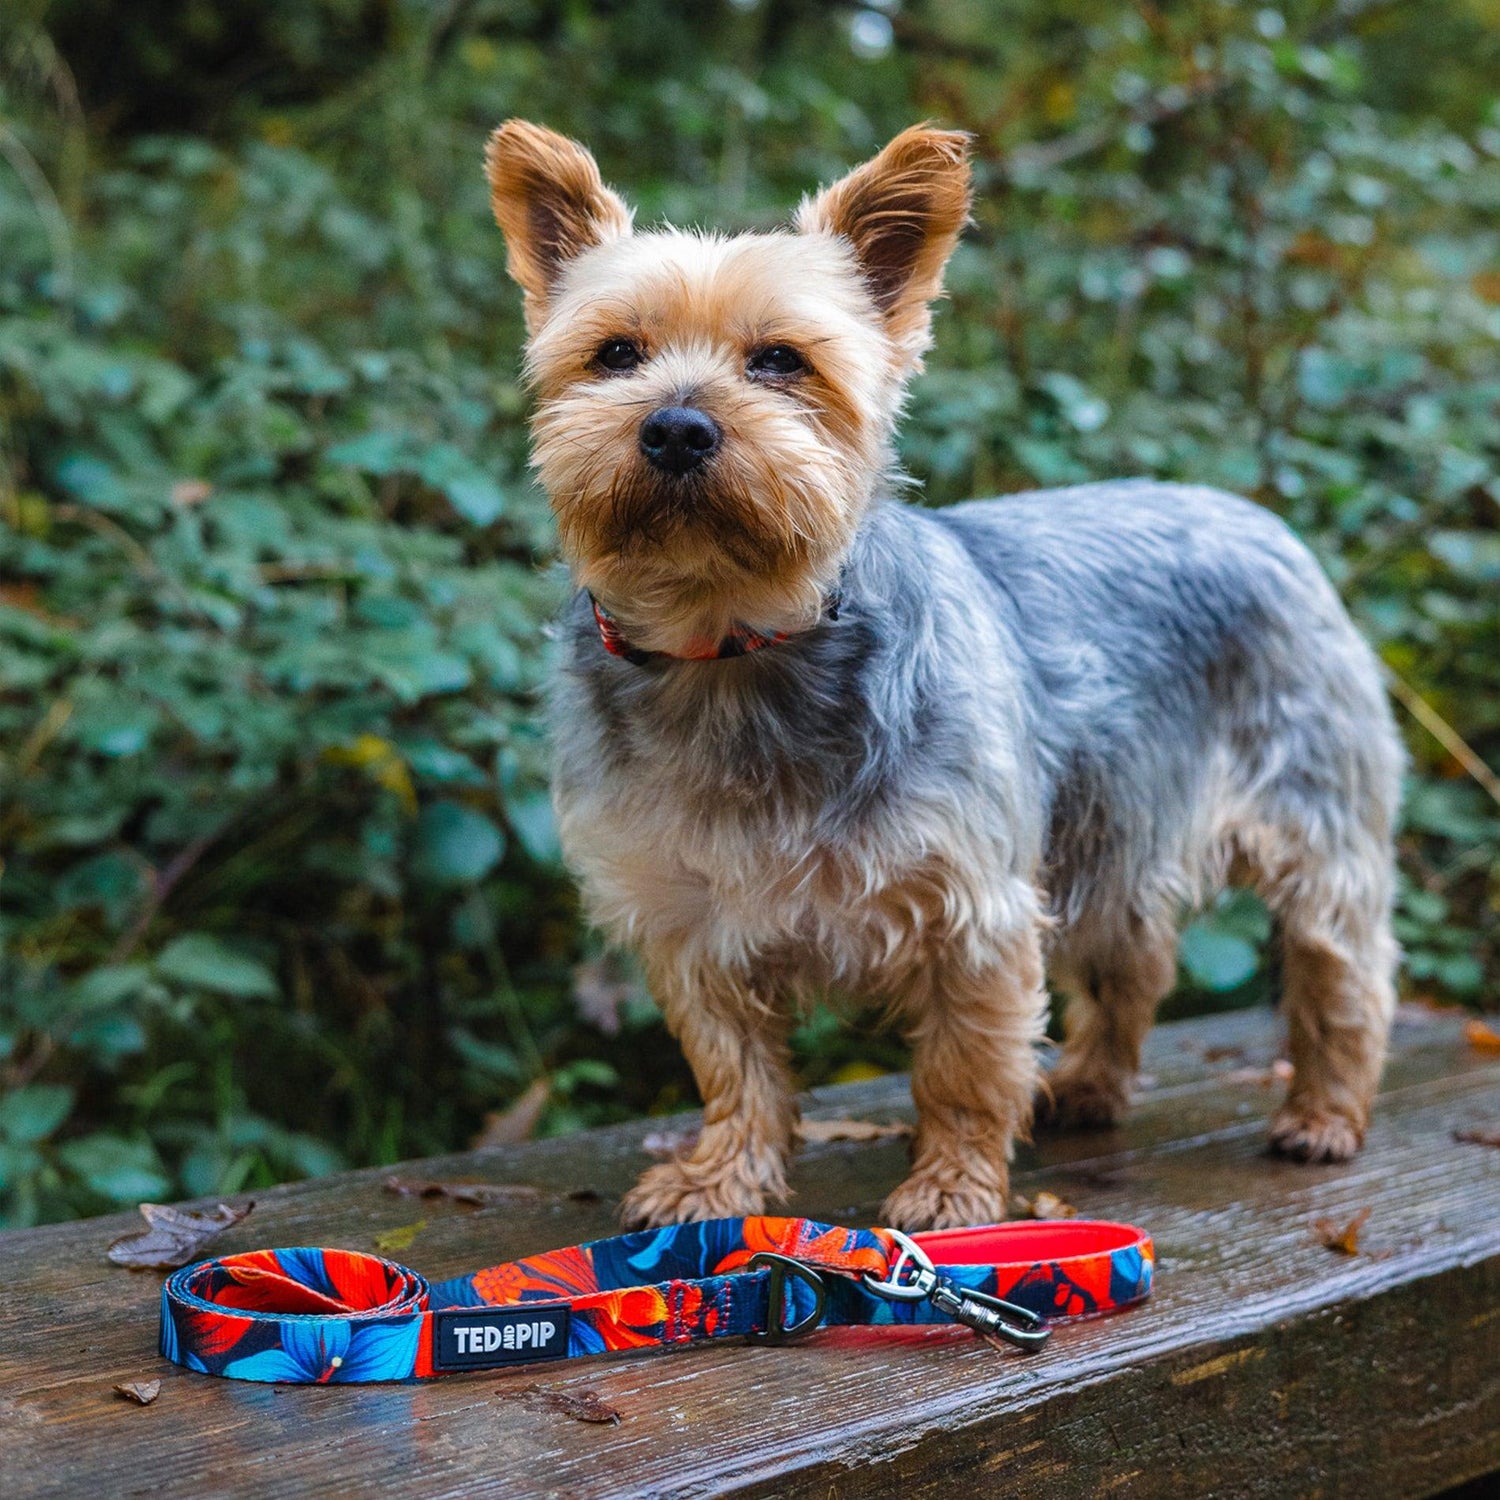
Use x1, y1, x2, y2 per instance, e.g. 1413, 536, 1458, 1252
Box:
486, 121, 971, 655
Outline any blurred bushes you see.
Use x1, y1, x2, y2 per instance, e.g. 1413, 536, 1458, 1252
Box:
2, 0, 1497, 1225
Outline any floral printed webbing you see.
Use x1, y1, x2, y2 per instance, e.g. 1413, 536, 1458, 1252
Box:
159, 1215, 1154, 1383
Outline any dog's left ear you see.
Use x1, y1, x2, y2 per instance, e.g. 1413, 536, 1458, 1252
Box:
485, 120, 634, 333
796, 124, 972, 368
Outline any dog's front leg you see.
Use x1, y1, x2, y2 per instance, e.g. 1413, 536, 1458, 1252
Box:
618, 944, 796, 1229
882, 925, 1048, 1232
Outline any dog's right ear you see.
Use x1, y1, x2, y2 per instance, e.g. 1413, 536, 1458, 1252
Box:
484, 120, 633, 332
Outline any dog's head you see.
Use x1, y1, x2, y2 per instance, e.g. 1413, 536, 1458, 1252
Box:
485, 121, 971, 653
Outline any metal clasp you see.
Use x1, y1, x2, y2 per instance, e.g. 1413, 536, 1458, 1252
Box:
745, 1252, 827, 1344
861, 1226, 941, 1300
864, 1228, 1051, 1353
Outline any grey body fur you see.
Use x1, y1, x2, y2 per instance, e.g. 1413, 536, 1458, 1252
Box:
552, 480, 1402, 975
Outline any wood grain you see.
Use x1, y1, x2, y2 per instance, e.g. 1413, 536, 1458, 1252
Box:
1, 1007, 1496, 1499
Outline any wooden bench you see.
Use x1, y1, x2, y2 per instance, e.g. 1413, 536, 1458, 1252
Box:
2, 1005, 1496, 1498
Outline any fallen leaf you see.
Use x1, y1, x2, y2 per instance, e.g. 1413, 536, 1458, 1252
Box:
384, 1176, 543, 1206
641, 1128, 697, 1159
373, 1220, 425, 1254
828, 1060, 889, 1084
571, 954, 645, 1037
0, 582, 42, 614
114, 1380, 161, 1406
107, 1201, 254, 1270
473, 1077, 551, 1148
1395, 996, 1465, 1025
1312, 1205, 1372, 1256
516, 1383, 621, 1425
170, 479, 213, 507
797, 1117, 913, 1144
1463, 1019, 1500, 1055
1012, 1190, 1077, 1220
1454, 1125, 1500, 1148
1222, 1066, 1276, 1087
1202, 1045, 1246, 1064
1222, 1057, 1294, 1088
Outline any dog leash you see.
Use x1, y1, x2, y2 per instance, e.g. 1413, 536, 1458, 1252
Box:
159, 1215, 1152, 1384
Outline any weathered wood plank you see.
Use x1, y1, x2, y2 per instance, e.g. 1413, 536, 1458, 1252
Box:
1, 1007, 1496, 1499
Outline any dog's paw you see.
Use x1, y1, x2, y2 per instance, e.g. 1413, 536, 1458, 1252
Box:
1268, 1107, 1363, 1163
880, 1174, 1005, 1232
1034, 1072, 1128, 1132
618, 1161, 768, 1230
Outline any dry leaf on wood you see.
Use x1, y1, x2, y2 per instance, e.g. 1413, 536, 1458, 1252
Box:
1221, 1058, 1294, 1088
1463, 1019, 1500, 1054
571, 954, 645, 1037
114, 1381, 161, 1405
1012, 1190, 1077, 1220
373, 1220, 426, 1254
1453, 1125, 1500, 1148
642, 1128, 697, 1159
385, 1176, 543, 1206
1312, 1205, 1371, 1256
516, 1383, 621, 1424
107, 1201, 253, 1270
473, 1077, 551, 1148
1395, 997, 1464, 1026
797, 1117, 913, 1144
1202, 1044, 1247, 1063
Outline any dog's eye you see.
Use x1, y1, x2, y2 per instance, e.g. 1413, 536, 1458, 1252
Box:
747, 344, 807, 378
595, 337, 643, 373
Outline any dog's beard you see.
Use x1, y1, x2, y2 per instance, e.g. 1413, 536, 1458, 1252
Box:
553, 447, 819, 583
551, 467, 840, 655
589, 474, 782, 576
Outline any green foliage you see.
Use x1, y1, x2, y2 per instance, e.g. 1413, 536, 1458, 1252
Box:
2, 0, 1497, 1225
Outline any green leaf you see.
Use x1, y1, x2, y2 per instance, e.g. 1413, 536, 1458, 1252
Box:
1429, 530, 1500, 582
412, 802, 505, 885
507, 792, 562, 867
1435, 954, 1484, 995
155, 934, 279, 999
0, 1085, 75, 1144
55, 853, 149, 923
442, 472, 505, 525
1180, 923, 1260, 992
412, 443, 506, 525
67, 1012, 148, 1061
53, 452, 127, 507
560, 1058, 619, 1090
67, 964, 152, 1012
325, 429, 406, 473
57, 1134, 170, 1202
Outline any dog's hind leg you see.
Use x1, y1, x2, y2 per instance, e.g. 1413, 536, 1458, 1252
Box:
1248, 824, 1398, 1162
1039, 911, 1179, 1130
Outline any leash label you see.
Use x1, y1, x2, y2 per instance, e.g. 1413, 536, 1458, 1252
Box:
433, 1307, 571, 1369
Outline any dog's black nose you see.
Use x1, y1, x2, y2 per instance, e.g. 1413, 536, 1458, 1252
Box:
639, 406, 720, 475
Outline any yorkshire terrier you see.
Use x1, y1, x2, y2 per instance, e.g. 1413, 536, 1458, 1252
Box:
483, 120, 1403, 1231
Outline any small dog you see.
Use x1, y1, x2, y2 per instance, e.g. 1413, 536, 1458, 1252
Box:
483, 120, 1403, 1230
